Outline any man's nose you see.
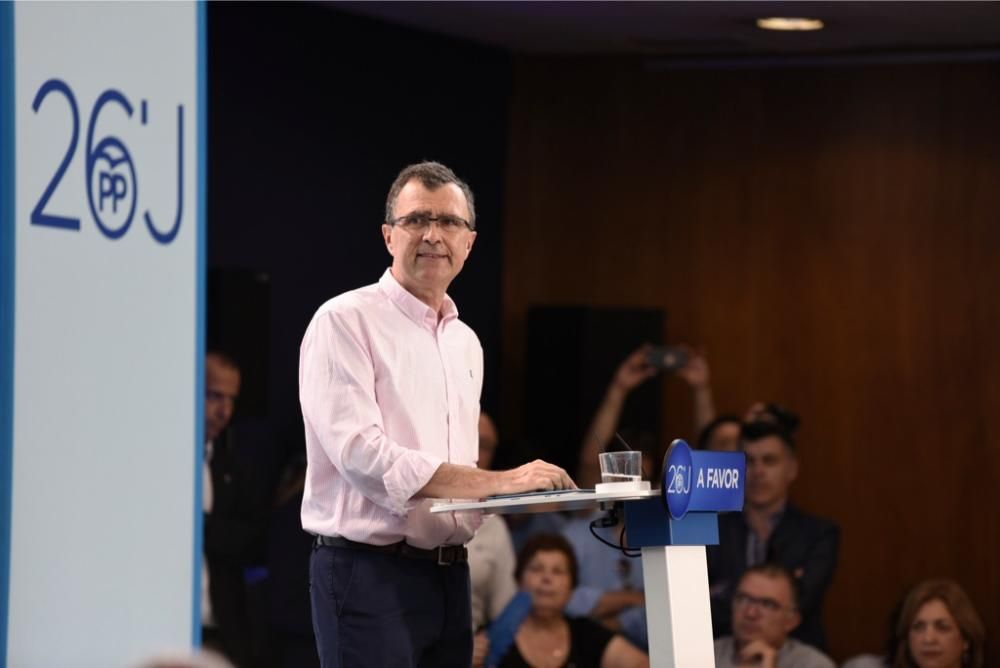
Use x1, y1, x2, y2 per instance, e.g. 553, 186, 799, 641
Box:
421, 221, 444, 242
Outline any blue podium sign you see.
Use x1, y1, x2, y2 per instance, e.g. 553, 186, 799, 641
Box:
662, 439, 745, 519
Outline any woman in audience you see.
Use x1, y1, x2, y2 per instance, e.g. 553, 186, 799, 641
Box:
892, 579, 985, 668
840, 595, 900, 667
493, 533, 648, 668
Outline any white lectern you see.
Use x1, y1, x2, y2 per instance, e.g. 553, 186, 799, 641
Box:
432, 487, 719, 667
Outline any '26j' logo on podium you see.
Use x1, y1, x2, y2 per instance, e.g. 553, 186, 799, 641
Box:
30, 78, 186, 245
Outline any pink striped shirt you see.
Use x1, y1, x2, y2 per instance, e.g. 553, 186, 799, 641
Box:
299, 269, 483, 548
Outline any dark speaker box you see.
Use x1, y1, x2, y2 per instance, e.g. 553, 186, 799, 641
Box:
522, 306, 665, 476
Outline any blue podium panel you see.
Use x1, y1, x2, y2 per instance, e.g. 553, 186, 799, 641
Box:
624, 499, 719, 546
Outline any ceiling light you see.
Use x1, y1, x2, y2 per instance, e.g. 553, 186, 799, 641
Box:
756, 17, 824, 32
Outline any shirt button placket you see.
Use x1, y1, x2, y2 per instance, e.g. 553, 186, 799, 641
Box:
435, 320, 453, 463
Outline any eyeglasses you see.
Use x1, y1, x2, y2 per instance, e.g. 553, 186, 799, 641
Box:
732, 592, 793, 614
391, 212, 474, 233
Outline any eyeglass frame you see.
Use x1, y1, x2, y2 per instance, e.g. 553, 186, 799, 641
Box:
389, 211, 475, 233
731, 590, 797, 615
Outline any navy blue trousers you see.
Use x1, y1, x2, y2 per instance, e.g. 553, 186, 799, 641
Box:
310, 543, 473, 668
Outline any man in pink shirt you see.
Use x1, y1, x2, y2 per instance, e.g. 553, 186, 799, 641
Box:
299, 161, 575, 668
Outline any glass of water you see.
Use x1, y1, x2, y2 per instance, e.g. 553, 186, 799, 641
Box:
599, 451, 642, 483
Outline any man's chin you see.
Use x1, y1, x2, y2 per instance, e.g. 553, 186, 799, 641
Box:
745, 491, 776, 507
412, 268, 454, 285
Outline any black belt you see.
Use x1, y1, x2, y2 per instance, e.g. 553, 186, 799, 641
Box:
315, 535, 468, 565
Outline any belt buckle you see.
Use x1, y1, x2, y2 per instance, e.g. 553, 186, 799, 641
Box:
436, 546, 449, 566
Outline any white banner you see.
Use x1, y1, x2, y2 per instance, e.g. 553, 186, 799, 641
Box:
4, 2, 203, 665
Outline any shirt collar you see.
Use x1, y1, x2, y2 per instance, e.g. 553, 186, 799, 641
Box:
379, 268, 458, 329
769, 504, 787, 525
743, 502, 786, 522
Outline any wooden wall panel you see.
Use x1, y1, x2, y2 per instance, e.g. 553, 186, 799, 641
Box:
502, 58, 1000, 660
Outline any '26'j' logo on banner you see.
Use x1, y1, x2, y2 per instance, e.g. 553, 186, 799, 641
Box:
30, 78, 185, 244
662, 439, 746, 520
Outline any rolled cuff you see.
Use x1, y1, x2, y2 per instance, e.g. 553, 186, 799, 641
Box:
383, 449, 445, 517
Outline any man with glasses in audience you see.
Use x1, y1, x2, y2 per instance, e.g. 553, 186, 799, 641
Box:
299, 161, 575, 668
714, 564, 835, 668
708, 420, 840, 651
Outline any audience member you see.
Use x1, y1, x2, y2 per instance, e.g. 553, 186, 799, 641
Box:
840, 594, 903, 668
697, 414, 743, 452
563, 344, 703, 648
840, 654, 892, 668
506, 499, 570, 556
470, 413, 520, 663
680, 349, 803, 443
576, 346, 655, 489
577, 345, 741, 478
202, 350, 272, 667
891, 579, 985, 668
138, 649, 235, 668
697, 400, 801, 450
841, 655, 889, 668
562, 511, 647, 650
678, 345, 717, 436
714, 564, 835, 668
488, 533, 648, 668
201, 350, 242, 661
708, 421, 839, 650
745, 402, 801, 436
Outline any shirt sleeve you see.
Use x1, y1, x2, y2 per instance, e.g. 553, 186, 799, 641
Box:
299, 307, 443, 516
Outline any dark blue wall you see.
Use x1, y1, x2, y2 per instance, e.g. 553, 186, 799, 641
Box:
208, 3, 511, 459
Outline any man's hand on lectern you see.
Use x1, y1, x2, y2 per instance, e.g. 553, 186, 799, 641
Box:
499, 459, 576, 494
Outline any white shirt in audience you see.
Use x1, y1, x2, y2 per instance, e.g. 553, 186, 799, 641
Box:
714, 636, 836, 668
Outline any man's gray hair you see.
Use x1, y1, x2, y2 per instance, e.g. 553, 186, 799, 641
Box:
384, 161, 476, 230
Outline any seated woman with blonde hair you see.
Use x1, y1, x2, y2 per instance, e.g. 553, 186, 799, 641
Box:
492, 533, 648, 668
892, 578, 985, 668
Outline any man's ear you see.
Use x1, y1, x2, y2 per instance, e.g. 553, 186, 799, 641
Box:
382, 224, 394, 253
788, 455, 799, 483
465, 230, 477, 256
783, 608, 802, 635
